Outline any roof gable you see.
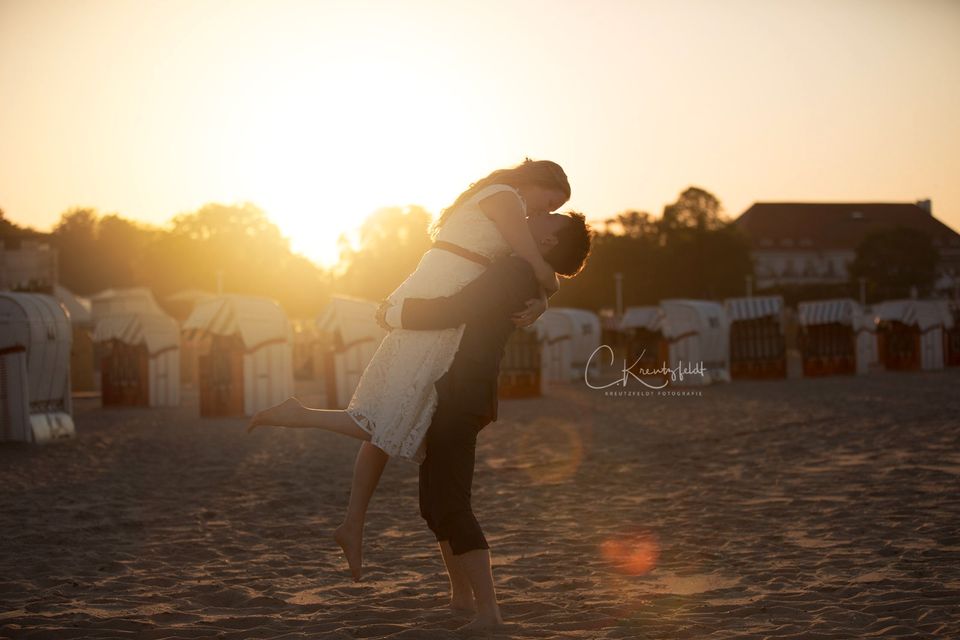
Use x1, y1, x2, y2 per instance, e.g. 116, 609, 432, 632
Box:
734, 202, 960, 251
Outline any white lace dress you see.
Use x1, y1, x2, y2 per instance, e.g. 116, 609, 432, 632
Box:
345, 184, 523, 463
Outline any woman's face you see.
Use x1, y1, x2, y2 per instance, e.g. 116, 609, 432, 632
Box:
519, 185, 568, 217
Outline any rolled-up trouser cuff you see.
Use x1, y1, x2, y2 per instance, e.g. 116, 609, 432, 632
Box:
426, 509, 488, 555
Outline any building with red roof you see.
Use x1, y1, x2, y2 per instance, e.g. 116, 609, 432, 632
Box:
733, 199, 960, 290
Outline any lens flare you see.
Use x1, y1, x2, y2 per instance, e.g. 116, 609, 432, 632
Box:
601, 531, 660, 575
515, 418, 584, 485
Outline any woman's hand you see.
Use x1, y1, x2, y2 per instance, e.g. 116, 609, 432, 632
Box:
512, 290, 549, 328
375, 300, 393, 332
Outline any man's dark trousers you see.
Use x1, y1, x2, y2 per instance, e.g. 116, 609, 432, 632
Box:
418, 396, 491, 555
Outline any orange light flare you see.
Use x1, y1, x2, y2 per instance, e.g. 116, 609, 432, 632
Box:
600, 530, 661, 576
513, 417, 585, 486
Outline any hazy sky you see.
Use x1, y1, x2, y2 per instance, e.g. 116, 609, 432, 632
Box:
2, 0, 958, 265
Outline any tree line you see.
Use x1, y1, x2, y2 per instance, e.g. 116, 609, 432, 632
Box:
0, 186, 942, 318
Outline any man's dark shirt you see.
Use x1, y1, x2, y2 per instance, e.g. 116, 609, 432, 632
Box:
397, 255, 540, 424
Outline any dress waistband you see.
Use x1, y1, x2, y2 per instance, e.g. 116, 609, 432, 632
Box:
432, 240, 491, 267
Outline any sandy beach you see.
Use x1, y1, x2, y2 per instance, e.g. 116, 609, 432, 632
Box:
2, 369, 959, 639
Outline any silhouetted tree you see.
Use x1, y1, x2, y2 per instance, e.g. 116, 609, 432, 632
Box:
556, 188, 751, 310
600, 210, 659, 239
99, 214, 160, 288
51, 208, 103, 294
656, 187, 749, 299
0, 209, 41, 238
333, 205, 432, 301
659, 186, 726, 234
155, 202, 330, 316
552, 210, 661, 310
30, 184, 756, 319
49, 202, 330, 317
164, 202, 289, 293
0, 207, 27, 235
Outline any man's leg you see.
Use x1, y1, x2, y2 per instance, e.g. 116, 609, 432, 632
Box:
420, 439, 475, 612
422, 405, 502, 629
439, 536, 476, 612
454, 548, 501, 629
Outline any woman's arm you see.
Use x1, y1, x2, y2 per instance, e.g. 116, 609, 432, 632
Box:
479, 191, 559, 294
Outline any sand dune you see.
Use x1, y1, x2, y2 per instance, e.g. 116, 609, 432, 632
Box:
2, 369, 959, 638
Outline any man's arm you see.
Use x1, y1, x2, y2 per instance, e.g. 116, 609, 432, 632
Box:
384, 258, 539, 331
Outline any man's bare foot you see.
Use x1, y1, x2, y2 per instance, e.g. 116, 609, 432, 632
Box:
246, 397, 302, 433
457, 612, 505, 632
448, 595, 476, 616
333, 522, 363, 581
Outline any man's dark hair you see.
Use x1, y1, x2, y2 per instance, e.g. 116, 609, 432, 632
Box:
544, 211, 593, 277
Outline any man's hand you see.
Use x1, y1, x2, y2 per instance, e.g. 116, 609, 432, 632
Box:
512, 294, 548, 328
375, 300, 393, 332
533, 261, 560, 295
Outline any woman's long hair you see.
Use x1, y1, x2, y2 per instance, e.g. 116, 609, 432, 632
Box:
429, 159, 571, 238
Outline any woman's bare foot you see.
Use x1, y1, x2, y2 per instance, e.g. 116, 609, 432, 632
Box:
246, 397, 302, 433
333, 522, 363, 581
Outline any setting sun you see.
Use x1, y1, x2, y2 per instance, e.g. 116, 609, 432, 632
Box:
230, 57, 487, 264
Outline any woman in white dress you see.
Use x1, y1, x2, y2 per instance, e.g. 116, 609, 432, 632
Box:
247, 159, 570, 580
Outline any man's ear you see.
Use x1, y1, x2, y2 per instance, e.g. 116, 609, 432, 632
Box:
540, 235, 559, 250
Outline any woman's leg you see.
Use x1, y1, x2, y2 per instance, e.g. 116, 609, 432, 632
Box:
246, 397, 371, 441
334, 441, 389, 581
247, 399, 388, 580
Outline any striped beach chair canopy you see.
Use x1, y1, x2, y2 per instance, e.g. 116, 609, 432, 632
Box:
659, 299, 728, 339
90, 287, 164, 323
871, 299, 955, 331
619, 305, 663, 332
183, 294, 291, 350
54, 285, 92, 326
315, 295, 386, 348
93, 312, 180, 356
797, 298, 861, 327
723, 295, 784, 322
166, 289, 217, 305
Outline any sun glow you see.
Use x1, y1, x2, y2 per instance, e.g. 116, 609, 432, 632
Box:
213, 57, 487, 266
